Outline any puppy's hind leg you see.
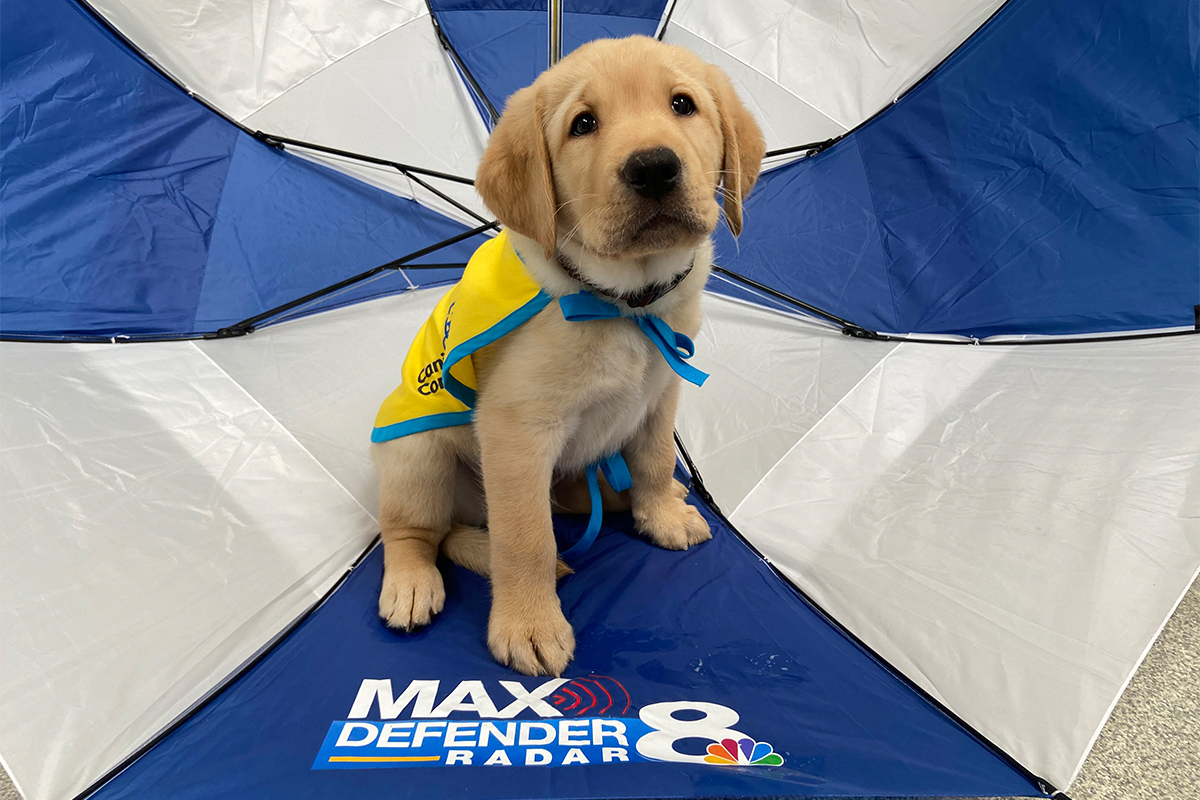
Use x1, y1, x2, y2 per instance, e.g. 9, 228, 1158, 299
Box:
372, 433, 456, 631
440, 525, 490, 577
442, 525, 573, 581
439, 462, 494, 578
443, 462, 572, 581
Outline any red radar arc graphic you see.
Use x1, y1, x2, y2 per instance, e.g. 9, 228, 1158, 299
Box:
550, 675, 631, 716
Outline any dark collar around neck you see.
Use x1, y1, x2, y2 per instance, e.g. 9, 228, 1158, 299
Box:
555, 251, 695, 310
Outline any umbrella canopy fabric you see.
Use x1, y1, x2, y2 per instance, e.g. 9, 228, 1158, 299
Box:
706, 0, 1200, 337
0, 0, 479, 341
85, 506, 1041, 800
1, 1, 1196, 799
429, 1, 670, 118
84, 0, 492, 223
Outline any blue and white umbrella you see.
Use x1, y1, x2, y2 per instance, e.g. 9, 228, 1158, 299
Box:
1, 1, 1196, 799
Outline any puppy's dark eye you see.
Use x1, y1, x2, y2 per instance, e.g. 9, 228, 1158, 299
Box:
570, 112, 597, 136
671, 94, 695, 116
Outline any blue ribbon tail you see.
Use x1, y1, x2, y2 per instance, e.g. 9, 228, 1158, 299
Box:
637, 316, 709, 387
561, 462, 604, 559
559, 452, 630, 559
599, 451, 632, 492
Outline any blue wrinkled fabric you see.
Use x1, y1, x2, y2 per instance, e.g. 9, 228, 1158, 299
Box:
0, 0, 479, 340
711, 0, 1199, 336
90, 490, 1042, 799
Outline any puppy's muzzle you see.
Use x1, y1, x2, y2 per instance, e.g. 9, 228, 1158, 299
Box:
622, 147, 681, 201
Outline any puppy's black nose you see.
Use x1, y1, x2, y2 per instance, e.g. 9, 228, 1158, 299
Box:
622, 147, 681, 201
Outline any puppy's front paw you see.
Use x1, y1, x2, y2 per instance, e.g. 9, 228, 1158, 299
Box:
635, 489, 712, 551
488, 600, 575, 677
379, 560, 445, 631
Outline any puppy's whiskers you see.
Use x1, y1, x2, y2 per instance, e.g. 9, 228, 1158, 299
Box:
560, 202, 609, 248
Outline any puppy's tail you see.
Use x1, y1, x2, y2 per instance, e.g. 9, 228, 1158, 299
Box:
441, 525, 573, 581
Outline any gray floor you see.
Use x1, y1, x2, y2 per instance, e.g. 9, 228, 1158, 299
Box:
3, 581, 1196, 800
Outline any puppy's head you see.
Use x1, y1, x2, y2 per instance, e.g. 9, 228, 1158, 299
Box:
476, 36, 765, 263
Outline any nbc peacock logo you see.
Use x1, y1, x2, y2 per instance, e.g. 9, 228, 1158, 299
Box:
704, 737, 784, 766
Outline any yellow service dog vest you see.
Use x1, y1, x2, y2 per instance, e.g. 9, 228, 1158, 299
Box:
372, 230, 551, 443
371, 229, 708, 558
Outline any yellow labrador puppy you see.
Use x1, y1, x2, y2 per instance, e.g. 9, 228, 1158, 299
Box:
372, 36, 764, 676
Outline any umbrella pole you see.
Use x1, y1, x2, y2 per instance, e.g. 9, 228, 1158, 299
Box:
548, 0, 563, 66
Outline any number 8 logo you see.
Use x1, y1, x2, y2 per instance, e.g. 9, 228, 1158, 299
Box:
636, 701, 748, 763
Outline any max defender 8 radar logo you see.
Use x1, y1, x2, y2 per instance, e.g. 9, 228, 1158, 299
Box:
313, 677, 784, 769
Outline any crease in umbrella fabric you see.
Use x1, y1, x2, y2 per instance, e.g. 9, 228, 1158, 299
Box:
0, 0, 479, 341
709, 0, 1200, 337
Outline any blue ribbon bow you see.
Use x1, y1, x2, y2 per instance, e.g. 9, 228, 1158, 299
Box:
556, 291, 708, 558
558, 291, 709, 388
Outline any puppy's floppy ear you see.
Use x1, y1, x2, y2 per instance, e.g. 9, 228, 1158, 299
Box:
475, 85, 558, 258
707, 66, 765, 237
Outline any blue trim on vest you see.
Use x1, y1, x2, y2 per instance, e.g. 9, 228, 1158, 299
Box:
441, 291, 553, 407
371, 411, 475, 443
